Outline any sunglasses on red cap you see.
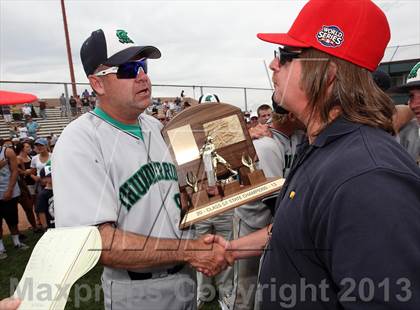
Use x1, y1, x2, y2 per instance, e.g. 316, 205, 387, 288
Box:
94, 58, 148, 79
274, 47, 302, 65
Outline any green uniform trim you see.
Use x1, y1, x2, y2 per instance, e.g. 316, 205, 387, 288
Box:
93, 107, 143, 140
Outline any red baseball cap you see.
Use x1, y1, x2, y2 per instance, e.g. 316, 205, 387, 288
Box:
257, 0, 390, 71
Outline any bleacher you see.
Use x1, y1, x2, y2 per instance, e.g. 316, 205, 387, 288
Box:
0, 95, 199, 139
0, 107, 72, 139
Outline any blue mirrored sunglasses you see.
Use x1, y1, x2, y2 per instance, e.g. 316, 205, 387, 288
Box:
95, 59, 148, 79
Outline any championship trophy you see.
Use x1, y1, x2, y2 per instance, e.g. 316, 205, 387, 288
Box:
162, 103, 284, 229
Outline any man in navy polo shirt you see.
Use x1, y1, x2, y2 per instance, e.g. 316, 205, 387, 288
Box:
206, 0, 420, 309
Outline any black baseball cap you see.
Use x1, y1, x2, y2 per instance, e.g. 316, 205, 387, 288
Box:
372, 70, 391, 92
389, 62, 420, 93
80, 28, 161, 76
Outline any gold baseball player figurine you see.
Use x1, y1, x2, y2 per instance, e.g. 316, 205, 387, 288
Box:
200, 135, 238, 186
240, 153, 265, 186
185, 171, 199, 193
241, 153, 256, 173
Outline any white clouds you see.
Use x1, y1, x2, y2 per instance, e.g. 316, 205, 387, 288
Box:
0, 0, 419, 106
378, 0, 420, 46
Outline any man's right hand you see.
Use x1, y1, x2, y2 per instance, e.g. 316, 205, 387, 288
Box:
184, 234, 229, 277
204, 234, 235, 265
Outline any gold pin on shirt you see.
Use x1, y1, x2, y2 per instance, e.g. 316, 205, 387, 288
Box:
289, 191, 296, 199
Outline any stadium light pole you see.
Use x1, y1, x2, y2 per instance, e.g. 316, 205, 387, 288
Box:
60, 0, 77, 97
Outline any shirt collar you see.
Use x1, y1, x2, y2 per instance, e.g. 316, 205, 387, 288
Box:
312, 116, 362, 148
93, 107, 143, 140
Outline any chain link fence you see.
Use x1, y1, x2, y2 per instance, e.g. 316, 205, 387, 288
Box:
0, 81, 273, 114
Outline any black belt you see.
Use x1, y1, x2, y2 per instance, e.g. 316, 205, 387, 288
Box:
127, 264, 184, 280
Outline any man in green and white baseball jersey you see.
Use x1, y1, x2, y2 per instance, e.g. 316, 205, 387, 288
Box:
52, 28, 229, 310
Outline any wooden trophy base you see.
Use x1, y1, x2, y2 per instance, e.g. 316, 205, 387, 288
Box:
220, 180, 241, 196
180, 177, 285, 229
190, 190, 210, 208
241, 169, 266, 186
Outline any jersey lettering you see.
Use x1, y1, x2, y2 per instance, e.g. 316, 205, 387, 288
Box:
120, 161, 178, 211
173, 193, 181, 210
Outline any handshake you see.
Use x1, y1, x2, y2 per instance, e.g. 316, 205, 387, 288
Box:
185, 234, 235, 277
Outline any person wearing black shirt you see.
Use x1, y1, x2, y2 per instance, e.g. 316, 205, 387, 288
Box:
206, 1, 420, 309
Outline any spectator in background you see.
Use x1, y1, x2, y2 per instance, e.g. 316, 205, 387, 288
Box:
38, 100, 47, 119
2, 105, 12, 124
250, 115, 258, 127
26, 116, 39, 139
156, 110, 168, 125
89, 93, 96, 109
82, 88, 90, 99
15, 142, 39, 232
17, 123, 29, 140
46, 134, 58, 153
30, 137, 51, 227
8, 125, 18, 139
11, 105, 22, 122
390, 62, 420, 165
167, 103, 175, 119
11, 138, 20, 147
36, 164, 55, 229
199, 93, 220, 103
371, 69, 417, 158
270, 110, 305, 177
257, 104, 272, 124
50, 133, 58, 146
243, 111, 251, 124
16, 141, 37, 196
26, 138, 37, 157
81, 95, 90, 113
69, 95, 77, 117
372, 69, 391, 91
75, 95, 82, 116
31, 138, 51, 180
21, 104, 32, 118
0, 139, 28, 260
1, 137, 14, 149
59, 93, 68, 117
30, 104, 38, 118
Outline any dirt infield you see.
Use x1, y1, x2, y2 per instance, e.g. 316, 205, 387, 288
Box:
1, 204, 32, 235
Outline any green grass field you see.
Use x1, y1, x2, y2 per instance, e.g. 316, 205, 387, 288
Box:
0, 230, 220, 309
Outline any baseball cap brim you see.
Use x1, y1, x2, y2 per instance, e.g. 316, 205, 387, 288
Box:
34, 138, 48, 146
104, 45, 161, 67
257, 33, 311, 48
388, 81, 420, 94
